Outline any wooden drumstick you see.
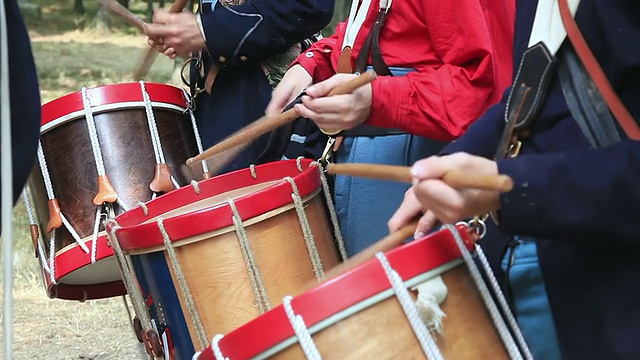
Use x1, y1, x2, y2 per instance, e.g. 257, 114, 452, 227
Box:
326, 163, 514, 192
98, 0, 149, 33
314, 221, 480, 289
304, 220, 418, 290
133, 0, 188, 81
186, 70, 378, 167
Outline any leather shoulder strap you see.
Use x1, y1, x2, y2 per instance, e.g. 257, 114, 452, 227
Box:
558, 0, 640, 140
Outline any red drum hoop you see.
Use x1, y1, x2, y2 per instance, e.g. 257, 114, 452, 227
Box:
113, 159, 322, 252
41, 82, 188, 129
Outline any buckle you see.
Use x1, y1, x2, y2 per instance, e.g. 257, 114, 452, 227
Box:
467, 214, 488, 239
320, 137, 337, 165
181, 57, 206, 105
507, 140, 522, 158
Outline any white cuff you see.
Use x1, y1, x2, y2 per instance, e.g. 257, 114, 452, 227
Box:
196, 13, 207, 43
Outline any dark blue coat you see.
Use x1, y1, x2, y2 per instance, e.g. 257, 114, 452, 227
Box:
193, 0, 333, 173
445, 0, 640, 358
0, 1, 42, 230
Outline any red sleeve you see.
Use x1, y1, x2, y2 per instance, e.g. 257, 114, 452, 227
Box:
290, 22, 345, 82
366, 0, 513, 141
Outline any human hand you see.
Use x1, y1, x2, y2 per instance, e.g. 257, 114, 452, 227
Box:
388, 187, 441, 239
265, 64, 313, 116
293, 73, 372, 132
408, 153, 501, 226
145, 10, 205, 59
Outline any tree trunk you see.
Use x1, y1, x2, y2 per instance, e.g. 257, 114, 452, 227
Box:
73, 0, 84, 14
147, 0, 153, 22
324, 0, 351, 36
94, 6, 111, 32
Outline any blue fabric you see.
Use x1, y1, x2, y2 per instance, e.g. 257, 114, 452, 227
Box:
193, 64, 274, 174
335, 135, 445, 256
190, 0, 333, 175
201, 0, 333, 66
501, 237, 561, 360
334, 65, 445, 255
200, 0, 217, 11
130, 253, 194, 360
356, 66, 415, 77
442, 2, 640, 357
0, 1, 42, 232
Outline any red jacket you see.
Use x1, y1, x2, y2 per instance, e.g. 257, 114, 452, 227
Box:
293, 0, 515, 141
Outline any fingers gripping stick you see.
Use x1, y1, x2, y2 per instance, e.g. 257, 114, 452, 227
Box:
185, 70, 378, 167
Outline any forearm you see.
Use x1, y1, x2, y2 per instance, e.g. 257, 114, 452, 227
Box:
497, 139, 640, 243
362, 0, 512, 140
365, 55, 500, 141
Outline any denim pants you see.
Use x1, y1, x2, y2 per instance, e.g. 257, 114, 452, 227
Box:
501, 237, 562, 359
334, 134, 445, 256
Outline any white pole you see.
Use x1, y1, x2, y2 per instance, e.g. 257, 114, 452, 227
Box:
0, 0, 15, 357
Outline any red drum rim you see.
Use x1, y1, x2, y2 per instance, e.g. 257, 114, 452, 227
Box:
53, 233, 115, 280
41, 82, 189, 130
109, 159, 322, 252
40, 233, 127, 300
197, 225, 475, 360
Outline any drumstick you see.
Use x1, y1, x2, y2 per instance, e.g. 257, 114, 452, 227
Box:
326, 163, 514, 192
319, 220, 418, 284
185, 70, 378, 167
133, 45, 159, 81
133, 0, 188, 81
98, 0, 149, 33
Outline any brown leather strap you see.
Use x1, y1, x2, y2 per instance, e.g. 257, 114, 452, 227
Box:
355, 10, 391, 76
558, 0, 640, 140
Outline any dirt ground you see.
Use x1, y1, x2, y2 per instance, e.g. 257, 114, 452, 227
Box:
0, 1, 179, 359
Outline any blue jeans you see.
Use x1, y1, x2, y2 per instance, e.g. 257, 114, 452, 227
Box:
501, 237, 562, 359
334, 134, 445, 256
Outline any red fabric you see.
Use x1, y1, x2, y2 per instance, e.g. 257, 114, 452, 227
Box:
292, 0, 515, 141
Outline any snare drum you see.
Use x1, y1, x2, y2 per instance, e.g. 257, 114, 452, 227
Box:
26, 82, 205, 301
195, 225, 527, 360
108, 159, 343, 360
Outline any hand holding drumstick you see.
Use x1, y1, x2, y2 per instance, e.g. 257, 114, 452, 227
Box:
312, 154, 512, 285
388, 152, 509, 239
185, 70, 379, 168
97, 0, 193, 72
144, 10, 205, 60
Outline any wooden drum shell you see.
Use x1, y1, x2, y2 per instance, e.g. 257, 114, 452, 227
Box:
111, 159, 341, 359
270, 267, 508, 360
166, 190, 339, 344
28, 82, 199, 300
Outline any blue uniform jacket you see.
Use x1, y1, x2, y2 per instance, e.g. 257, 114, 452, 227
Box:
0, 1, 41, 231
444, 0, 640, 358
193, 0, 333, 173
